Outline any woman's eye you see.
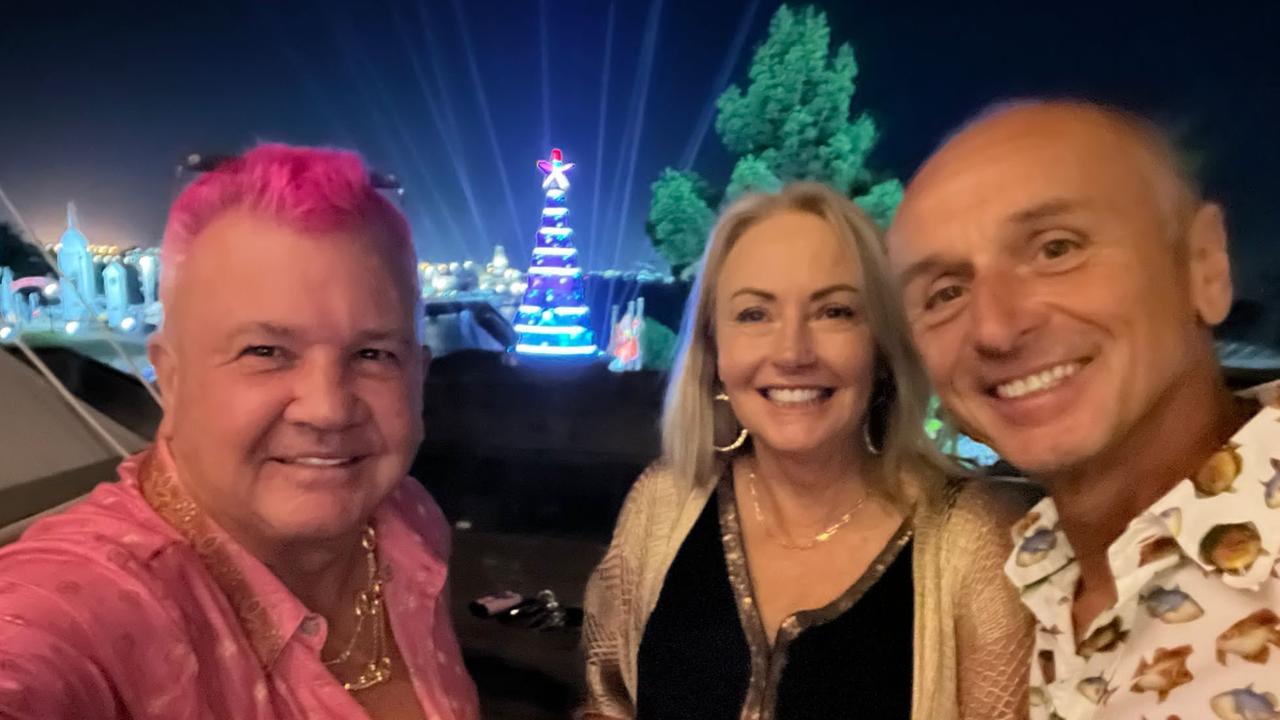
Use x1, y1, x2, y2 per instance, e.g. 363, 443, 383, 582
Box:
735, 307, 767, 323
819, 305, 857, 320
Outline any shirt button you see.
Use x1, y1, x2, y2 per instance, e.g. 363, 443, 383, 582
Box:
300, 615, 321, 636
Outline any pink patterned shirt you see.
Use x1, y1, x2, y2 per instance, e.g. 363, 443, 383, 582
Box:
0, 445, 479, 719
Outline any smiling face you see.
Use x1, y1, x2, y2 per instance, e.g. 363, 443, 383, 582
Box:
150, 208, 426, 546
713, 210, 876, 460
888, 105, 1231, 475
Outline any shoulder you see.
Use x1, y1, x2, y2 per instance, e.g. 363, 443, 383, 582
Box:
626, 461, 682, 506
911, 472, 1040, 534
389, 477, 452, 558
5, 480, 183, 579
0, 487, 188, 668
615, 461, 709, 535
949, 475, 1043, 531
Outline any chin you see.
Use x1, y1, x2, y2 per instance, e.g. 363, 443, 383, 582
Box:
755, 428, 846, 458
988, 424, 1107, 477
258, 492, 374, 541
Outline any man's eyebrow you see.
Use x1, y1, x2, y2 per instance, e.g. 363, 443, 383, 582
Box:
1007, 198, 1085, 225
224, 322, 297, 341
898, 256, 952, 287
353, 328, 414, 344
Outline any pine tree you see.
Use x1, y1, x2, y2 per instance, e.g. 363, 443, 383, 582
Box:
715, 5, 882, 199
513, 148, 597, 357
647, 4, 904, 273
647, 169, 718, 280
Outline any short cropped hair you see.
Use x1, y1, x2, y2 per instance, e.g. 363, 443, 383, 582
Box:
942, 98, 1202, 238
160, 143, 416, 303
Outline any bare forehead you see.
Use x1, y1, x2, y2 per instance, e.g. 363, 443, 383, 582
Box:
937, 111, 1153, 196
897, 109, 1185, 260
722, 210, 860, 282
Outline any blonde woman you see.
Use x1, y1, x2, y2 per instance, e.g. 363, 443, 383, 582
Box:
578, 183, 1037, 720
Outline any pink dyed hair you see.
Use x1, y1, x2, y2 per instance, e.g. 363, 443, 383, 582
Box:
160, 143, 415, 300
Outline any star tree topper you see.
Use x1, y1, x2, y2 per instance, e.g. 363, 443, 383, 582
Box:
537, 148, 575, 190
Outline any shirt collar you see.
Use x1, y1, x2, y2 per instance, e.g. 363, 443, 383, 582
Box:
1005, 391, 1280, 595
1004, 496, 1075, 590
136, 444, 306, 668
133, 442, 446, 670
1147, 401, 1280, 590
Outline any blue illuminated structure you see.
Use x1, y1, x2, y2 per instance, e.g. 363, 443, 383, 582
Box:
513, 148, 598, 357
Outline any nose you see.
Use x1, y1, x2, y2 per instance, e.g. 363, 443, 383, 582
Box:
969, 272, 1043, 358
773, 311, 818, 368
284, 354, 363, 431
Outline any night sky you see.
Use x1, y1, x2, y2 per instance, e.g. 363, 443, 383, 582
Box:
1, 1, 1277, 302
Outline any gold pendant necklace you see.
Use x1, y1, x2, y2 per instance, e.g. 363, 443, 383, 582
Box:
746, 467, 868, 551
323, 525, 393, 692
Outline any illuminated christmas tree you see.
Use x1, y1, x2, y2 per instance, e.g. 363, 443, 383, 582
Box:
513, 148, 598, 357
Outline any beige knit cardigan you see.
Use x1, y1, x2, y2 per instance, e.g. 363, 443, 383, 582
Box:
578, 465, 1038, 720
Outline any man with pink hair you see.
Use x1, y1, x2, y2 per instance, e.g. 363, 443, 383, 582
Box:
0, 144, 479, 719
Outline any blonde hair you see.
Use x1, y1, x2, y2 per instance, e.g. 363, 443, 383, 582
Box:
661, 182, 956, 506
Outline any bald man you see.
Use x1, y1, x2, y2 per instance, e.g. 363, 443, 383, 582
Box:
888, 100, 1280, 719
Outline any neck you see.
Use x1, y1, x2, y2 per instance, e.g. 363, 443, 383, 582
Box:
254, 532, 368, 620
747, 438, 874, 528
1044, 362, 1245, 601
158, 444, 371, 623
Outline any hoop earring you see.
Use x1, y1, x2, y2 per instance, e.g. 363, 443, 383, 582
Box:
713, 393, 749, 453
863, 418, 882, 456
863, 379, 890, 457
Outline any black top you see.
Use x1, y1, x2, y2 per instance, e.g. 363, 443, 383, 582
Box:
635, 487, 914, 720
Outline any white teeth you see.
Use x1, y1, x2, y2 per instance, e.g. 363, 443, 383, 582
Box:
291, 457, 349, 467
995, 363, 1080, 399
765, 387, 825, 405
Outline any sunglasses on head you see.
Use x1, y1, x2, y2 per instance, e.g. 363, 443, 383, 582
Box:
178, 153, 405, 198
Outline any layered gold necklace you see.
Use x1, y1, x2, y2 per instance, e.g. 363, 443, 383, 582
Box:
323, 525, 393, 692
746, 466, 868, 551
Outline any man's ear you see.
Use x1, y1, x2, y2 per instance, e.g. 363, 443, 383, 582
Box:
1186, 202, 1233, 326
148, 332, 178, 438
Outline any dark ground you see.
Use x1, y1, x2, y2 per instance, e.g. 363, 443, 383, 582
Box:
450, 531, 606, 719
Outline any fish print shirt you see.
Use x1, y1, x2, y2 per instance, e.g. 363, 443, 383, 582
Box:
1006, 396, 1280, 720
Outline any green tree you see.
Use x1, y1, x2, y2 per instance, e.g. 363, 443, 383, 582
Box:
716, 5, 890, 202
724, 154, 782, 200
0, 222, 52, 277
647, 169, 716, 280
640, 317, 679, 372
646, 5, 903, 277
853, 178, 904, 228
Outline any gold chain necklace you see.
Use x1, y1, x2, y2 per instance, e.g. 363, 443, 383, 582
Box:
323, 525, 392, 692
746, 467, 868, 551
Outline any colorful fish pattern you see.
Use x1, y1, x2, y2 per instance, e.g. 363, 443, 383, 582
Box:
1130, 645, 1194, 702
1200, 522, 1264, 575
1079, 617, 1129, 660
1018, 526, 1058, 567
1140, 586, 1204, 624
1209, 685, 1280, 720
1216, 610, 1280, 665
1194, 443, 1243, 496
1077, 674, 1116, 705
1007, 398, 1280, 720
1264, 460, 1280, 509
